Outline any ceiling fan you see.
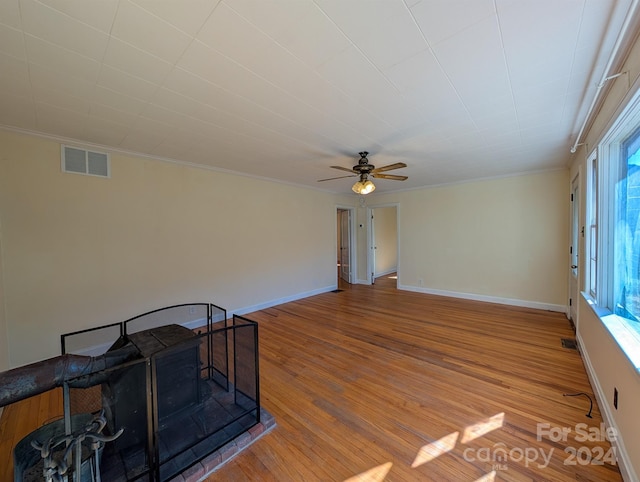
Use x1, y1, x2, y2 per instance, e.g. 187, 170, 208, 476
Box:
318, 152, 408, 194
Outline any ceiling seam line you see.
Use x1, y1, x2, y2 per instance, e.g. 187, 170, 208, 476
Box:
492, 0, 522, 147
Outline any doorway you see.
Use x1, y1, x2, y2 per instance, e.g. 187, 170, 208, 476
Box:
368, 205, 399, 286
336, 207, 354, 288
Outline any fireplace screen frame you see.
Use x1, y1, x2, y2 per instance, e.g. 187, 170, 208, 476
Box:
46, 303, 261, 482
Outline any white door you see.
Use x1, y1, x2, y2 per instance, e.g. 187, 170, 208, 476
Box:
339, 210, 351, 283
569, 174, 580, 322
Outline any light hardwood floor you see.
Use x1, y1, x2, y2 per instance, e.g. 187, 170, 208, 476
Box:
213, 275, 621, 481
0, 275, 622, 481
0, 387, 63, 481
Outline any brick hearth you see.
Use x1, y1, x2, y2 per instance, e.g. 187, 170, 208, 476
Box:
170, 408, 276, 482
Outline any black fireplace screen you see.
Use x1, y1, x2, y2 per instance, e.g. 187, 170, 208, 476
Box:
13, 303, 260, 482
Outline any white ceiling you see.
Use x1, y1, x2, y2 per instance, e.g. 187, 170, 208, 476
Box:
0, 0, 637, 193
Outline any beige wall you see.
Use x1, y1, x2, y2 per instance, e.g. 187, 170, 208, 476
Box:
0, 130, 572, 366
578, 298, 640, 479
568, 27, 640, 481
369, 170, 569, 309
373, 206, 397, 277
0, 130, 344, 367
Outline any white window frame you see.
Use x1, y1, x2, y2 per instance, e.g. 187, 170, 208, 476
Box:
582, 85, 640, 373
596, 87, 640, 314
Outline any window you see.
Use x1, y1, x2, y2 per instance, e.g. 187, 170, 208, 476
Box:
613, 126, 640, 322
590, 85, 640, 324
587, 87, 640, 368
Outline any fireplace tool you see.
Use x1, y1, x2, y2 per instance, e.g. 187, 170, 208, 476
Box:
30, 411, 123, 482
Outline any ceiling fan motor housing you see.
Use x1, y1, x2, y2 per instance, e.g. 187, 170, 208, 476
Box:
354, 152, 374, 173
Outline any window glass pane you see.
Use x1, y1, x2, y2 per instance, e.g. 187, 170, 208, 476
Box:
588, 157, 597, 297
614, 127, 640, 321
590, 225, 597, 295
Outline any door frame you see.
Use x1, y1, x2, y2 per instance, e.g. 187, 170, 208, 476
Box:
367, 203, 400, 285
569, 169, 581, 323
336, 205, 356, 285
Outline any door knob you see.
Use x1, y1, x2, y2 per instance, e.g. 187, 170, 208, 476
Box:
571, 265, 577, 269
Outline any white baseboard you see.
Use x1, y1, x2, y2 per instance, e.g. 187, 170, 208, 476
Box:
397, 284, 566, 312
182, 313, 225, 331
229, 285, 336, 318
374, 268, 397, 278
577, 333, 638, 482
181, 316, 208, 330
356, 278, 370, 285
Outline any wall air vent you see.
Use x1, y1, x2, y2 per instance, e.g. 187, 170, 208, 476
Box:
62, 145, 110, 178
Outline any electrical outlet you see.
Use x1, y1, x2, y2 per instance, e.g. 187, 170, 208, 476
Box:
614, 388, 618, 409
418, 278, 424, 286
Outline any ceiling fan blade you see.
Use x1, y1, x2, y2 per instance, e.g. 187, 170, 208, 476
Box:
371, 173, 408, 181
371, 162, 407, 173
330, 165, 357, 173
317, 174, 357, 182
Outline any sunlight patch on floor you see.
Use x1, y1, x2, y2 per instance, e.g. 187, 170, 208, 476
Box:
461, 412, 505, 444
352, 413, 505, 479
388, 275, 397, 279
409, 413, 505, 478
474, 471, 496, 481
344, 462, 393, 482
411, 431, 459, 468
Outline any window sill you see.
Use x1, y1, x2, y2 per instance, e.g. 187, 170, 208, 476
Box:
583, 293, 640, 372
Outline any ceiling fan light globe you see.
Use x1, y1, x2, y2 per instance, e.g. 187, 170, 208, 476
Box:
352, 180, 375, 194
362, 180, 375, 194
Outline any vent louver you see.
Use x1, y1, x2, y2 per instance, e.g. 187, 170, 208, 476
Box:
62, 145, 110, 178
